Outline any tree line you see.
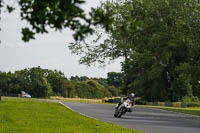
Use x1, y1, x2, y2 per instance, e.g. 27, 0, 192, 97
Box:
0, 67, 122, 98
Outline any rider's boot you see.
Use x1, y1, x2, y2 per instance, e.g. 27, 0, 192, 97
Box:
127, 108, 132, 112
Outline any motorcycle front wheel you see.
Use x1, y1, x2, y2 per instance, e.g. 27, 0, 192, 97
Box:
118, 107, 126, 118
114, 109, 118, 117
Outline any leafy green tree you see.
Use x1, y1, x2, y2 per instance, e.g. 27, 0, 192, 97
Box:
85, 80, 104, 98
107, 85, 120, 97
69, 0, 133, 65
122, 53, 171, 101
70, 0, 200, 101
66, 82, 76, 98
31, 76, 52, 97
92, 77, 107, 87
107, 72, 122, 88
70, 76, 81, 81
29, 67, 52, 97
79, 76, 89, 81
1, 0, 112, 42
46, 70, 68, 97
14, 69, 31, 93
74, 81, 92, 98
0, 72, 21, 94
0, 71, 10, 93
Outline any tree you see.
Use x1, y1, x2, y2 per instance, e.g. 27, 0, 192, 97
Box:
0, 71, 21, 94
46, 70, 68, 97
14, 69, 31, 93
66, 82, 76, 98
69, 0, 134, 65
70, 0, 200, 101
107, 85, 120, 97
31, 76, 52, 97
122, 53, 170, 101
92, 77, 107, 87
79, 76, 89, 81
70, 76, 81, 81
1, 0, 112, 42
29, 67, 52, 97
0, 71, 10, 93
107, 72, 122, 88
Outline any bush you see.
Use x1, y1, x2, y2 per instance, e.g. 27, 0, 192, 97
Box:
172, 102, 181, 107
182, 96, 199, 102
192, 96, 200, 102
187, 102, 200, 107
107, 86, 120, 97
74, 80, 107, 99
134, 97, 146, 105
158, 102, 165, 106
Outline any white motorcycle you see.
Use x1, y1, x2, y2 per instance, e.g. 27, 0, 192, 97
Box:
114, 98, 133, 118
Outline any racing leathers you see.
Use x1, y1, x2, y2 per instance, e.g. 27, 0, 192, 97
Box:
116, 96, 134, 112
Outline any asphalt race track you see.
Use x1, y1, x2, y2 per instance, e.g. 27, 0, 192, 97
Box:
61, 102, 200, 133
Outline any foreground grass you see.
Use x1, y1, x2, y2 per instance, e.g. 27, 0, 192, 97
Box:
137, 105, 200, 116
0, 97, 141, 133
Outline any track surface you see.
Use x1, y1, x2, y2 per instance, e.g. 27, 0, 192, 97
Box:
61, 102, 200, 133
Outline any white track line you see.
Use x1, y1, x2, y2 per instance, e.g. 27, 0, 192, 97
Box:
59, 101, 100, 121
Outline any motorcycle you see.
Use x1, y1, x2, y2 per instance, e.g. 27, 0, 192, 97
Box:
114, 98, 132, 118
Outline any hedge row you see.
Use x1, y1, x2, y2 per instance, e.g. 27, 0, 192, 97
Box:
145, 102, 200, 108
104, 98, 200, 108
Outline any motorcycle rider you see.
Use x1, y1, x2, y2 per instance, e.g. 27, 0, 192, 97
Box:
116, 93, 135, 112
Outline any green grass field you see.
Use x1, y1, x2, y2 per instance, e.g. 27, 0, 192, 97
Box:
137, 105, 200, 116
0, 97, 141, 133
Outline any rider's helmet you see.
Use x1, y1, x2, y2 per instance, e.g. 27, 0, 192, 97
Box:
129, 93, 135, 98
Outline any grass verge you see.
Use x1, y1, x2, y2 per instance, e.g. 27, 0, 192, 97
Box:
0, 97, 141, 133
137, 105, 200, 116
49, 96, 103, 103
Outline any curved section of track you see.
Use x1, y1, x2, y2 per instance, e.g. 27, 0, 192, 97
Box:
61, 102, 200, 133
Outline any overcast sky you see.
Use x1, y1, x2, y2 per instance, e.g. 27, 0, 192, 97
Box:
0, 0, 122, 78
